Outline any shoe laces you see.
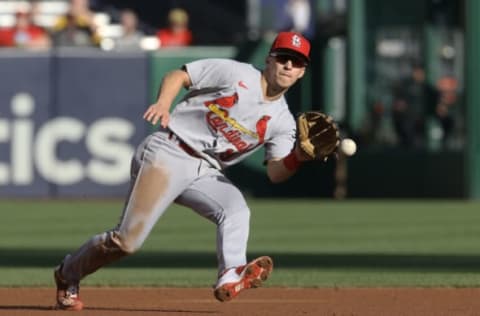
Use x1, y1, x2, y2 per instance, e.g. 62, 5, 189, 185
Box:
235, 265, 246, 275
65, 285, 79, 298
216, 265, 247, 288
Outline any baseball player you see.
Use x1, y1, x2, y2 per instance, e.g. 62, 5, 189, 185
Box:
54, 31, 312, 311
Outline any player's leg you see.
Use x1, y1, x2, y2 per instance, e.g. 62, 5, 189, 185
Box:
175, 165, 273, 302
55, 131, 200, 310
53, 230, 127, 311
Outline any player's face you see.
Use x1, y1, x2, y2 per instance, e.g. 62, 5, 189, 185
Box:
265, 55, 306, 89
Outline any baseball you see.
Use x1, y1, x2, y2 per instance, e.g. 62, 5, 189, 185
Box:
340, 138, 357, 156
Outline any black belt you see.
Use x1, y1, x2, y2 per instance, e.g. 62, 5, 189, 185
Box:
168, 131, 201, 158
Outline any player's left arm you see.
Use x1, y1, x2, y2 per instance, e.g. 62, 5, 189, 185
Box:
265, 111, 341, 183
264, 112, 310, 183
266, 145, 309, 183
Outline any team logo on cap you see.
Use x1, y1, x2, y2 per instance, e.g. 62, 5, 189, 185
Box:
292, 35, 301, 47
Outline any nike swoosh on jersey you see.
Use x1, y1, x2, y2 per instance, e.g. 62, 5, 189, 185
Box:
238, 81, 248, 89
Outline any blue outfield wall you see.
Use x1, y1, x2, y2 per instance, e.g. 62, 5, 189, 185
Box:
0, 50, 149, 198
0, 52, 53, 197
0, 48, 244, 198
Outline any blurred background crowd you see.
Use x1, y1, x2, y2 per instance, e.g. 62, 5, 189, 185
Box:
0, 0, 464, 152
0, 0, 197, 50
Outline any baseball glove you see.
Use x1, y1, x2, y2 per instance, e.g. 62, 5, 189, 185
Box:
297, 112, 340, 160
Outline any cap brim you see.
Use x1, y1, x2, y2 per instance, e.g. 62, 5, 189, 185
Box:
270, 48, 310, 65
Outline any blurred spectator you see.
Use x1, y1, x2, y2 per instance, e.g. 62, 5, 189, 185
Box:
113, 9, 144, 51
52, 11, 96, 47
56, 0, 95, 28
52, 0, 100, 47
0, 10, 51, 49
431, 76, 458, 145
156, 8, 192, 47
391, 63, 432, 147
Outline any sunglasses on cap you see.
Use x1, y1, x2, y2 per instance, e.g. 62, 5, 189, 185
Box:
270, 52, 308, 68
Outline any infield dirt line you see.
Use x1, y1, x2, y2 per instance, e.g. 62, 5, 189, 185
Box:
161, 299, 327, 303
2, 287, 480, 316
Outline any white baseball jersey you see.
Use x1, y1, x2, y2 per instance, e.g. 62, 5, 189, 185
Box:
58, 59, 300, 286
168, 58, 296, 169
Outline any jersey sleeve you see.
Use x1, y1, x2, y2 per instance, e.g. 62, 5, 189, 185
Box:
184, 59, 238, 89
264, 110, 296, 162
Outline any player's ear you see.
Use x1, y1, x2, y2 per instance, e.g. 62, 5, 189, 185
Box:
297, 68, 306, 79
265, 55, 272, 65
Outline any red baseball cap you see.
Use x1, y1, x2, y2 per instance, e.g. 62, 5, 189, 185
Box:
269, 32, 311, 65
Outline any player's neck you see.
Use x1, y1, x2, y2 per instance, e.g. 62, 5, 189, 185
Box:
261, 74, 286, 102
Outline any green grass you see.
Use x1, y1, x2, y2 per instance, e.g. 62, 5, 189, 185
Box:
1, 199, 480, 287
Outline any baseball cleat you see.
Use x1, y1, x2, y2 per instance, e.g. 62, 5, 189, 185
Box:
54, 264, 84, 311
214, 256, 273, 302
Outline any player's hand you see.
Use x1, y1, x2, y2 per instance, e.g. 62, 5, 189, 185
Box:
143, 103, 170, 128
294, 144, 312, 161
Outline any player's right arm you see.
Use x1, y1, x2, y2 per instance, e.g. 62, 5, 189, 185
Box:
143, 68, 192, 127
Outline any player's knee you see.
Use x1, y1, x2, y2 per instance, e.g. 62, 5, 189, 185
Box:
221, 207, 250, 226
97, 231, 139, 255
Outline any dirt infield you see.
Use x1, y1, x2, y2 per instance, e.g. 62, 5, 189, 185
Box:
1, 287, 480, 315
